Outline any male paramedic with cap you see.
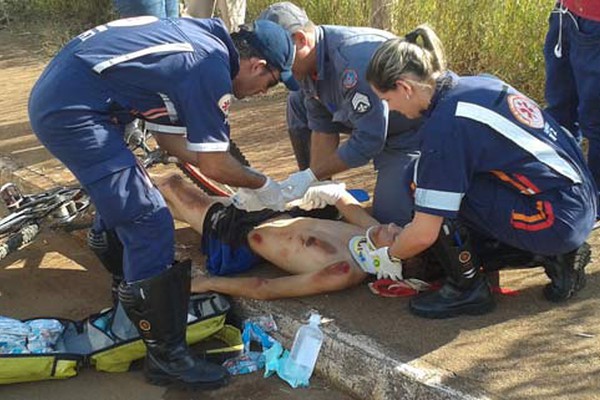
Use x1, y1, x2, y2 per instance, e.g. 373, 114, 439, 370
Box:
258, 1, 423, 226
28, 17, 298, 390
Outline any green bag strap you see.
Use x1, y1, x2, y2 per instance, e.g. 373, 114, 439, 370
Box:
204, 324, 244, 355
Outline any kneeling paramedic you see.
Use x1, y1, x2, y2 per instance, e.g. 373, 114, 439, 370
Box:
364, 25, 597, 319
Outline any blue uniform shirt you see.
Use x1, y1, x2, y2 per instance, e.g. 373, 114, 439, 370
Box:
300, 26, 421, 168
414, 72, 592, 220
67, 17, 236, 151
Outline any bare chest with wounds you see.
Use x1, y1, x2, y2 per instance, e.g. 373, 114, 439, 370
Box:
245, 217, 364, 273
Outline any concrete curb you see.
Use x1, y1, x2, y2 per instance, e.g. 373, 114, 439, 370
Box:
232, 299, 495, 400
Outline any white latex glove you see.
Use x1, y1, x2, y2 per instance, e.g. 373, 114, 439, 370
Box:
254, 177, 285, 211
280, 169, 317, 202
365, 226, 403, 280
298, 182, 346, 210
232, 188, 265, 211
231, 177, 285, 212
367, 246, 404, 281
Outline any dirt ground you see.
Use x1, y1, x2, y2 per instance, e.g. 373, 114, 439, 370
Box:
0, 29, 357, 399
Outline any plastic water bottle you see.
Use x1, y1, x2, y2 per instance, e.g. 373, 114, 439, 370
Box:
282, 313, 324, 387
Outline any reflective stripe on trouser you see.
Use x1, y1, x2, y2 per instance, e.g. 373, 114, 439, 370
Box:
459, 176, 596, 256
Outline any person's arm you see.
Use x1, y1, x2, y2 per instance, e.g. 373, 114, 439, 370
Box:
334, 191, 379, 228
309, 132, 349, 179
153, 133, 265, 188
388, 212, 443, 259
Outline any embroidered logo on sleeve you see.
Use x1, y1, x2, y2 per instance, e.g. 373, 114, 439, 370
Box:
218, 94, 233, 117
351, 92, 371, 114
342, 69, 358, 89
507, 94, 544, 129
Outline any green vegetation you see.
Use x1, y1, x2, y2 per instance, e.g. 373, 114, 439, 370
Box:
247, 0, 552, 102
1, 0, 552, 102
1, 0, 115, 53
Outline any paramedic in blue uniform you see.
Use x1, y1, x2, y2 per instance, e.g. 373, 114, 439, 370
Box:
112, 0, 179, 18
544, 0, 600, 218
28, 17, 298, 389
365, 25, 597, 319
258, 2, 422, 226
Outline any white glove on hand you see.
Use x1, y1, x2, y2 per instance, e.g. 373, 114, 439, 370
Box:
231, 188, 266, 212
299, 182, 346, 210
232, 177, 285, 212
367, 246, 404, 281
280, 169, 317, 202
254, 177, 285, 211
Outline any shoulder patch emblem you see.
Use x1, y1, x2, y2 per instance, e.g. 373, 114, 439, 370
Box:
351, 92, 371, 114
507, 94, 544, 129
342, 69, 358, 89
218, 94, 233, 117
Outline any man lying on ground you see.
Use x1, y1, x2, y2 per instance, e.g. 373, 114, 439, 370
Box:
155, 173, 434, 300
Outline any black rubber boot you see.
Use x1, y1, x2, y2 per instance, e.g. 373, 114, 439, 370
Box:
118, 260, 229, 389
409, 220, 495, 319
477, 240, 543, 271
542, 242, 591, 302
87, 228, 124, 305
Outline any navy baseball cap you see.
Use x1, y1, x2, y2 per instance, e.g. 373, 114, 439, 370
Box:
239, 20, 299, 91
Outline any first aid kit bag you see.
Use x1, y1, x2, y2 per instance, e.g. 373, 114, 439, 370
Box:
0, 293, 242, 384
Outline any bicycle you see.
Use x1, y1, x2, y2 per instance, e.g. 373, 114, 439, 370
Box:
126, 123, 250, 197
0, 124, 250, 261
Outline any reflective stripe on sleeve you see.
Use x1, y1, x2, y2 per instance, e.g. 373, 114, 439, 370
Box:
455, 102, 582, 184
158, 93, 179, 123
186, 141, 229, 152
145, 122, 187, 135
415, 188, 464, 211
92, 43, 194, 73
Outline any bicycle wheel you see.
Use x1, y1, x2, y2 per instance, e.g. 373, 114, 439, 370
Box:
0, 223, 39, 261
0, 187, 90, 260
177, 141, 250, 197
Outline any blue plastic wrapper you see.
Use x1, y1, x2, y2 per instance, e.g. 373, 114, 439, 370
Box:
0, 316, 30, 354
244, 314, 278, 333
223, 351, 265, 375
242, 321, 276, 351
25, 319, 64, 354
224, 319, 310, 387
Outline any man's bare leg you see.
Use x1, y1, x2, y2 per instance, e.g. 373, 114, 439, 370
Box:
191, 261, 367, 300
154, 173, 222, 232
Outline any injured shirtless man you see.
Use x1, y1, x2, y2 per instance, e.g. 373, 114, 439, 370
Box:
155, 173, 431, 300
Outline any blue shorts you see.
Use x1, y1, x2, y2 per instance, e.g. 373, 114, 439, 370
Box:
201, 203, 277, 276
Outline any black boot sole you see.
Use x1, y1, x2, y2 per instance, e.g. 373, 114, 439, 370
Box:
543, 243, 591, 302
146, 374, 229, 390
409, 298, 496, 319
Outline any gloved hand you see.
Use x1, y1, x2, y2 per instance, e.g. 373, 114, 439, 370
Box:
280, 168, 317, 202
367, 246, 404, 281
255, 177, 286, 211
232, 188, 265, 212
232, 177, 285, 212
298, 182, 346, 210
